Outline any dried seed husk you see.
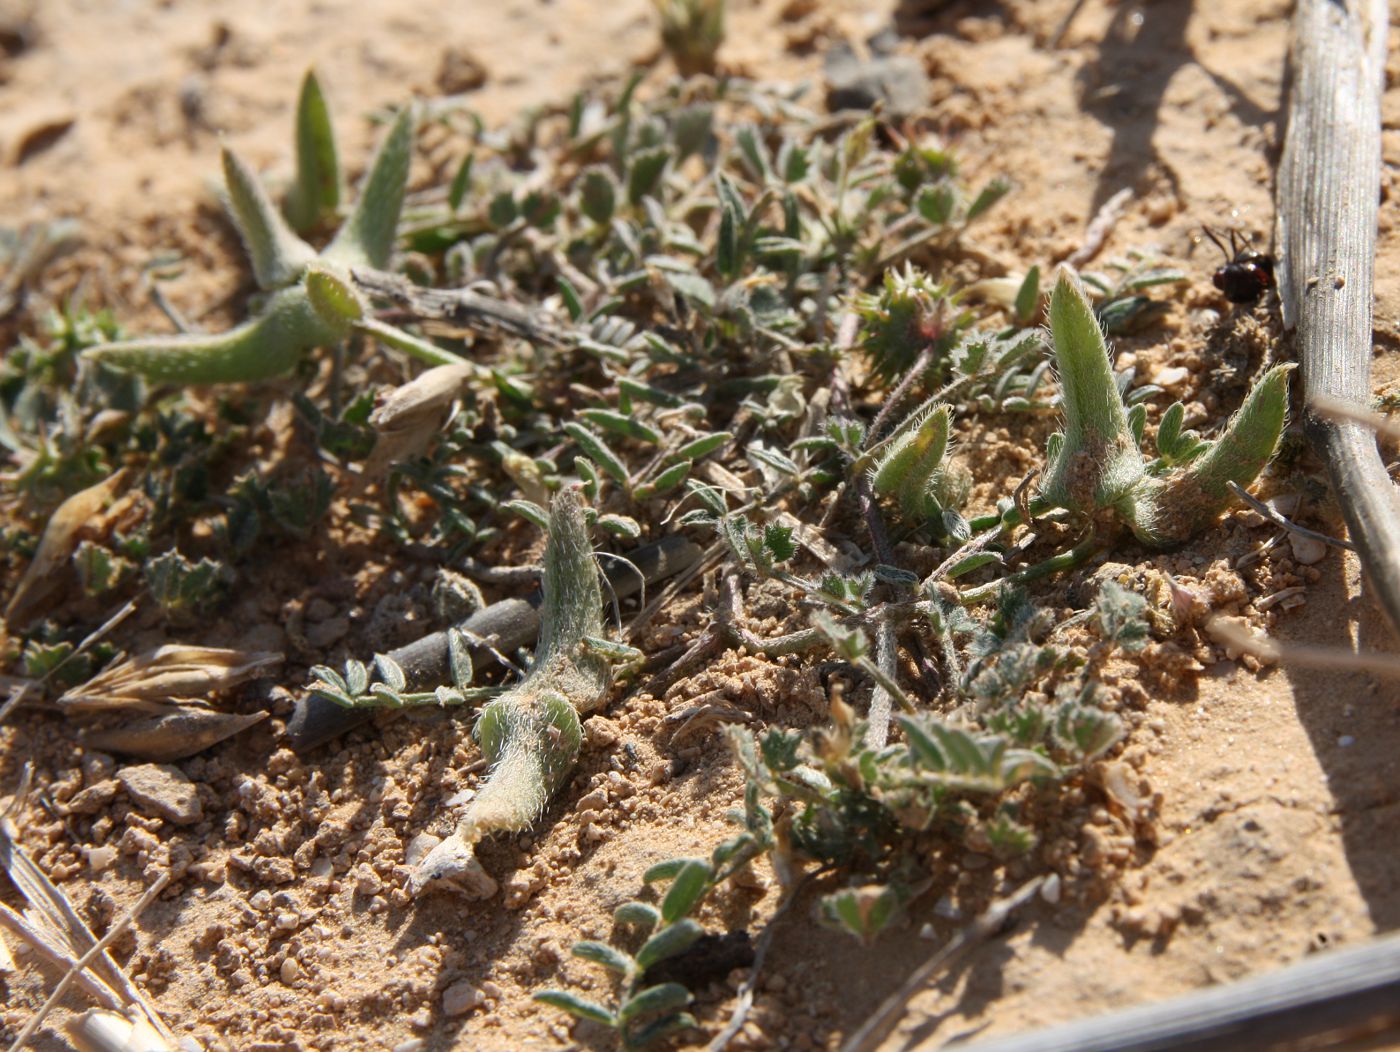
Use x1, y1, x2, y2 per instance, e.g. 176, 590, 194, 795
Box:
81, 709, 268, 762
361, 361, 473, 479
66, 1010, 175, 1052
5, 469, 130, 628
57, 646, 282, 713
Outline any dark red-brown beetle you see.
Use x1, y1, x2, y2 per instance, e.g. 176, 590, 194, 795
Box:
1203, 226, 1275, 305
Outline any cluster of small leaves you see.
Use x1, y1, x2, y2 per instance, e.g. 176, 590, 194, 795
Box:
1080, 251, 1187, 336
0, 304, 138, 504
73, 541, 135, 598
709, 580, 1143, 945
308, 629, 494, 709
851, 266, 972, 385
143, 550, 232, 622
392, 77, 1016, 504
564, 381, 732, 515
16, 636, 116, 693
220, 468, 335, 552
535, 762, 773, 1046
719, 516, 796, 575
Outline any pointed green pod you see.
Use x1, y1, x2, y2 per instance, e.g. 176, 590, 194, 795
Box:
532, 485, 610, 701
870, 404, 947, 499
83, 284, 344, 383
1038, 268, 1145, 517
899, 405, 955, 518
411, 486, 610, 893
468, 689, 583, 835
221, 146, 318, 290
323, 106, 416, 270
1127, 363, 1293, 546
285, 68, 342, 234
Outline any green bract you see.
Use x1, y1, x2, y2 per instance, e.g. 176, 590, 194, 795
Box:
852, 264, 970, 384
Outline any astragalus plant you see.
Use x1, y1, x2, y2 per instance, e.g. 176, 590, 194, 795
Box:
83, 80, 432, 383
409, 486, 611, 896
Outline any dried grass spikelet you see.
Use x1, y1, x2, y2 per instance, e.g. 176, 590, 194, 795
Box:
361, 361, 473, 481
411, 485, 608, 896
5, 468, 130, 629
57, 646, 282, 714
0, 814, 176, 1046
80, 709, 269, 763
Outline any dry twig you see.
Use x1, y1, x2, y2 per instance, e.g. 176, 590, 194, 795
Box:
1276, 0, 1400, 633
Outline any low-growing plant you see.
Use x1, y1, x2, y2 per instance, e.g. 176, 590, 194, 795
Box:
409, 486, 624, 894
654, 0, 725, 78
1034, 268, 1290, 549
0, 60, 1305, 1052
536, 757, 774, 1045
83, 94, 440, 383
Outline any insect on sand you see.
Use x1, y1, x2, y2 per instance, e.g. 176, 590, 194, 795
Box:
1202, 225, 1275, 306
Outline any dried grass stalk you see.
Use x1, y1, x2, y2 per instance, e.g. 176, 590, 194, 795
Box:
0, 813, 174, 1046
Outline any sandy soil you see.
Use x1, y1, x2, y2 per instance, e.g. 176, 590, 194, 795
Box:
2, 1, 1400, 1050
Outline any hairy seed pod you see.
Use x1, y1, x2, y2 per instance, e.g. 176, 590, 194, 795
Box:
284, 67, 342, 234
1127, 364, 1293, 547
84, 88, 415, 387
871, 403, 951, 499
83, 284, 346, 383
221, 146, 318, 291
1038, 268, 1146, 517
323, 106, 416, 271
411, 486, 608, 895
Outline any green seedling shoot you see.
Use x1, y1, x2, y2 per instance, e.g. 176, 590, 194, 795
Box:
959, 268, 1291, 604
84, 88, 431, 383
1037, 267, 1292, 548
410, 485, 610, 895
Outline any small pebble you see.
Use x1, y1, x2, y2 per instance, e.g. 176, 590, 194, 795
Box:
117, 763, 203, 825
279, 958, 301, 984
933, 895, 961, 919
1288, 533, 1327, 566
249, 890, 273, 912
1151, 365, 1190, 389
442, 979, 483, 1017
405, 833, 442, 867
576, 789, 608, 812
85, 845, 118, 872
306, 616, 350, 648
